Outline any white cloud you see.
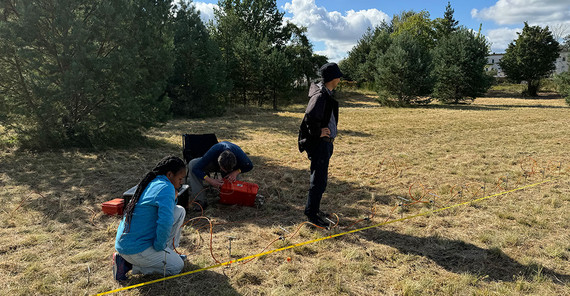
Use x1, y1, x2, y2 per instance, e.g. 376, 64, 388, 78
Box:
315, 41, 358, 62
472, 0, 570, 52
486, 27, 521, 53
192, 0, 389, 61
283, 0, 390, 62
471, 0, 570, 26
193, 2, 218, 24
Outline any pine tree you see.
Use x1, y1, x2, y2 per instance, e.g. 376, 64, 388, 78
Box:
499, 22, 560, 96
435, 2, 459, 40
375, 32, 433, 105
168, 1, 228, 117
212, 0, 314, 107
262, 47, 293, 110
432, 28, 492, 103
0, 0, 174, 148
285, 24, 321, 90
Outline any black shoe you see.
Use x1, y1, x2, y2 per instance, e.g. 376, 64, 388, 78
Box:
317, 210, 331, 219
317, 210, 335, 225
112, 252, 132, 281
307, 214, 330, 228
192, 200, 208, 212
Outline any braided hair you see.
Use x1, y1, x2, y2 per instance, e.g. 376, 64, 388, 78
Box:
123, 155, 186, 232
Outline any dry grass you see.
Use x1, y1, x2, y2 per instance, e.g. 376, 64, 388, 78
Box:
1, 90, 569, 296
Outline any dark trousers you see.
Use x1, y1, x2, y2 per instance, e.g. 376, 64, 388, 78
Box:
305, 140, 334, 216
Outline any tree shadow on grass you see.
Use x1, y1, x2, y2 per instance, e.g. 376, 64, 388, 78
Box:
484, 90, 562, 100
417, 103, 568, 111
181, 154, 378, 230
0, 141, 181, 228
115, 263, 240, 296
0, 144, 377, 232
357, 228, 570, 285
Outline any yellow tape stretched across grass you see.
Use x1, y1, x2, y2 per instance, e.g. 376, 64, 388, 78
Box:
95, 178, 555, 295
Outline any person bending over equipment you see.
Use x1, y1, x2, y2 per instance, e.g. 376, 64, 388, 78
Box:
187, 141, 253, 211
113, 156, 187, 281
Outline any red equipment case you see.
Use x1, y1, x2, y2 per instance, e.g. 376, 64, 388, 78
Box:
219, 180, 259, 207
102, 198, 125, 215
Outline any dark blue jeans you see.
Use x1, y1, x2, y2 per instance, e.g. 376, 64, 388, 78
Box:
305, 139, 334, 216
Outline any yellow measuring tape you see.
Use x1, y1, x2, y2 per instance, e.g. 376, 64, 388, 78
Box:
96, 178, 555, 295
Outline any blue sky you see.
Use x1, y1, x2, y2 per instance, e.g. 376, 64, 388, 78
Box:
192, 0, 570, 62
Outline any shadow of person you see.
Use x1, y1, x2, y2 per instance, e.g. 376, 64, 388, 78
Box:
121, 263, 241, 296
358, 229, 569, 284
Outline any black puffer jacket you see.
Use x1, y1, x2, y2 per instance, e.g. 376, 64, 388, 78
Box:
298, 82, 339, 153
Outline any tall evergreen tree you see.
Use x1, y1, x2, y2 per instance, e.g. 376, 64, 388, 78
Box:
213, 0, 289, 106
499, 22, 560, 96
432, 28, 492, 103
262, 47, 294, 109
341, 28, 375, 83
167, 1, 228, 117
212, 0, 316, 108
283, 24, 324, 91
341, 23, 392, 86
0, 0, 173, 148
375, 32, 433, 105
434, 2, 459, 40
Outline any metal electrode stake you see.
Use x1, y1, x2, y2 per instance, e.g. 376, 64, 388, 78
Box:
428, 192, 440, 208
396, 196, 410, 219
227, 236, 236, 259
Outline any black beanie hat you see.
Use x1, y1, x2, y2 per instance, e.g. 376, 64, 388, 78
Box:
320, 62, 343, 83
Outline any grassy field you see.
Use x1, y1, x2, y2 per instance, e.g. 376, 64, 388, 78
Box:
1, 89, 569, 295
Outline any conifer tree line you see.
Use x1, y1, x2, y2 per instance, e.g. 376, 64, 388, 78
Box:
339, 3, 563, 105
339, 3, 493, 105
0, 0, 326, 148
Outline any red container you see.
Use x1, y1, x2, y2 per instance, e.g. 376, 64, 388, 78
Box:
219, 180, 259, 207
102, 198, 125, 215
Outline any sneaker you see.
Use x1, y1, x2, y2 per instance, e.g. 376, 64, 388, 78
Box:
307, 214, 330, 228
192, 200, 208, 212
112, 252, 132, 281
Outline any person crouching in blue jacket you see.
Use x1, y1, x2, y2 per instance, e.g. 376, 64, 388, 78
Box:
112, 156, 187, 281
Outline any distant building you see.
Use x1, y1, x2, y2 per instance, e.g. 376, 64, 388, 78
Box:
554, 51, 569, 74
485, 53, 505, 77
485, 51, 569, 77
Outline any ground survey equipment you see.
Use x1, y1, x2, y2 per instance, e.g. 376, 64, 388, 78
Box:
101, 198, 125, 216
218, 180, 260, 207
101, 185, 190, 215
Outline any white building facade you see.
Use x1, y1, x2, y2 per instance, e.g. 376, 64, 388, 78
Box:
485, 51, 569, 77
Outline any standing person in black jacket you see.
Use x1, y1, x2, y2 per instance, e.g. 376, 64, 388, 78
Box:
297, 62, 343, 228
